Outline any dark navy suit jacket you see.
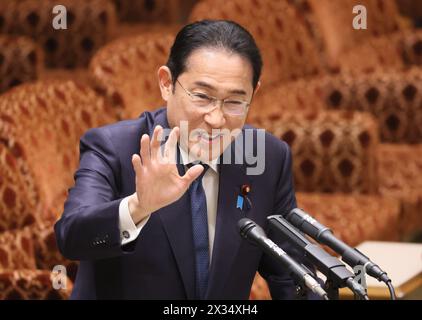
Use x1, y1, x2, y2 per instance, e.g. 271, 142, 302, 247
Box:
55, 107, 314, 299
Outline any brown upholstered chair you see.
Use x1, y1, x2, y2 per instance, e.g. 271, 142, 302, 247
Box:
89, 32, 175, 119
0, 270, 72, 299
190, 0, 422, 144
0, 35, 43, 93
113, 0, 191, 23
251, 69, 422, 143
287, 0, 422, 73
0, 80, 116, 218
0, 144, 73, 299
190, 0, 420, 299
376, 143, 422, 236
262, 110, 420, 240
110, 0, 189, 43
0, 144, 40, 233
0, 0, 117, 69
190, 0, 324, 87
396, 0, 422, 21
0, 80, 116, 299
0, 223, 74, 300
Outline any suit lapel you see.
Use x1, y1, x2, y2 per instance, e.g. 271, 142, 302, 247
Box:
145, 108, 196, 299
157, 162, 197, 299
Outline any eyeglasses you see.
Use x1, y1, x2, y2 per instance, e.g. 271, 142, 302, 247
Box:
176, 79, 251, 116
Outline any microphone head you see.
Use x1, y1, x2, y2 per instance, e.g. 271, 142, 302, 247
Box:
238, 218, 267, 241
238, 218, 255, 239
288, 208, 307, 218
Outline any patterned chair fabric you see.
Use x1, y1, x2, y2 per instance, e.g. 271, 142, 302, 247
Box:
0, 270, 72, 300
377, 144, 422, 235
265, 110, 379, 194
0, 144, 40, 232
0, 35, 43, 93
288, 0, 403, 66
288, 0, 422, 73
396, 0, 422, 19
0, 80, 115, 220
248, 78, 326, 125
336, 34, 406, 75
31, 222, 78, 282
253, 70, 422, 144
0, 81, 115, 299
189, 0, 422, 145
113, 0, 190, 23
90, 32, 174, 119
0, 222, 75, 300
296, 192, 402, 246
0, 227, 37, 270
0, 0, 117, 68
262, 110, 422, 237
249, 273, 271, 300
189, 0, 324, 86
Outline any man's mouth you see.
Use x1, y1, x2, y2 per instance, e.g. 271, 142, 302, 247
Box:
199, 133, 223, 144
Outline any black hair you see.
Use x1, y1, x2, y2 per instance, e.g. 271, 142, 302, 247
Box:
166, 20, 262, 90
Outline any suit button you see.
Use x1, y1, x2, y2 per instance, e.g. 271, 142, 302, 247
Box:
122, 230, 130, 239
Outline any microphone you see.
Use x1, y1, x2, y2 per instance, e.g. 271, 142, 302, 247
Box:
238, 218, 329, 300
267, 215, 369, 300
285, 208, 391, 284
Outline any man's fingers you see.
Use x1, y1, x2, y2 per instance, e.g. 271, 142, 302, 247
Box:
182, 164, 204, 185
132, 154, 143, 176
140, 134, 151, 166
150, 125, 162, 160
164, 126, 179, 163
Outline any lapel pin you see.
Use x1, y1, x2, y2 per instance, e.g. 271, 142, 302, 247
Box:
236, 195, 244, 211
237, 184, 252, 212
241, 184, 251, 195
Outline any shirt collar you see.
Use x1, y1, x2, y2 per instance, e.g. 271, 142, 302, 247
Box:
178, 145, 218, 173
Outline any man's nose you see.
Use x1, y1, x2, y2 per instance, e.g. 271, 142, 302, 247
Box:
204, 103, 226, 128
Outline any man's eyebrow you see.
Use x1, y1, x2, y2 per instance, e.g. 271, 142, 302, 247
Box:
192, 81, 247, 96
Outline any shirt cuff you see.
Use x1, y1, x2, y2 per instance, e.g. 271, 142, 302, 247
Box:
118, 196, 150, 246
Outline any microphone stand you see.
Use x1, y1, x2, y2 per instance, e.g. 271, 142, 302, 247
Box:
268, 215, 369, 300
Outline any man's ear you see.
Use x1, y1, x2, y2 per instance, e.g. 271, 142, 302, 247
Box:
157, 66, 174, 101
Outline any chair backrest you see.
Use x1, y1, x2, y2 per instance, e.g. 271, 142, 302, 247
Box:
248, 77, 326, 126
265, 110, 380, 194
0, 0, 117, 68
0, 35, 43, 93
289, 0, 407, 69
113, 0, 190, 23
0, 80, 115, 219
254, 70, 422, 143
0, 143, 40, 232
321, 69, 422, 143
189, 0, 324, 86
335, 35, 405, 75
90, 32, 174, 119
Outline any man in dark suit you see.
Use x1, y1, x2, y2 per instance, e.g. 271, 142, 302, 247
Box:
55, 20, 316, 299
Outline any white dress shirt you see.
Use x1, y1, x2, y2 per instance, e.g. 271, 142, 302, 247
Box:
118, 146, 219, 261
